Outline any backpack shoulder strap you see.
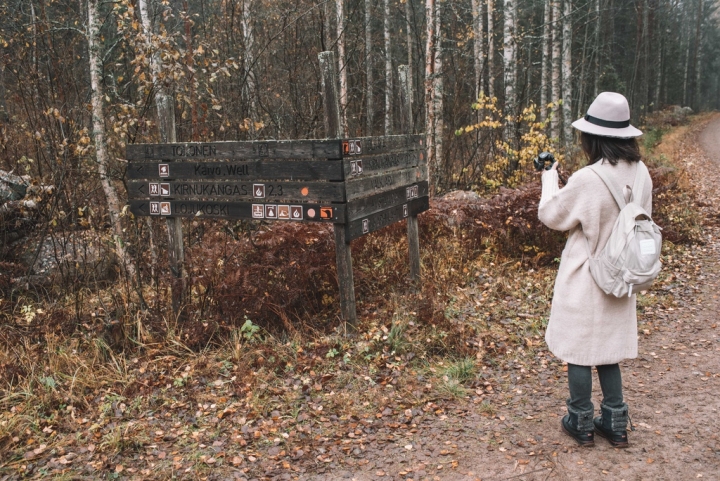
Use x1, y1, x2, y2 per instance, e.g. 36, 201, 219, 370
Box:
587, 162, 627, 210
631, 161, 648, 205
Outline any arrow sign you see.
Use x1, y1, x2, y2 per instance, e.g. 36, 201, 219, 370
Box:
138, 184, 146, 194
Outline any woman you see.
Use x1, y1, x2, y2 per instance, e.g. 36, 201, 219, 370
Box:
538, 92, 652, 448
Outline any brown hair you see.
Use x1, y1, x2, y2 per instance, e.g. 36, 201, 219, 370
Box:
580, 132, 642, 165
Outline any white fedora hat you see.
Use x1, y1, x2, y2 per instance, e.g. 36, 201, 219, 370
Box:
572, 92, 643, 138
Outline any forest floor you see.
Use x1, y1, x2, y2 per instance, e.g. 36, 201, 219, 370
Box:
1, 114, 719, 481
301, 115, 720, 481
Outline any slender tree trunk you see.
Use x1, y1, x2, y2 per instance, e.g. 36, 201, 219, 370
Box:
683, 7, 691, 106
366, 0, 374, 134
487, 0, 495, 98
424, 0, 437, 193
88, 0, 136, 280
337, 0, 348, 132
593, 0, 601, 97
472, 0, 485, 99
541, 0, 551, 121
551, 0, 561, 140
242, 0, 257, 132
562, 0, 573, 148
503, 0, 517, 144
139, 0, 185, 315
384, 0, 393, 135
183, 2, 198, 141
433, 1, 443, 174
692, 0, 703, 110
576, 0, 591, 119
405, 0, 415, 123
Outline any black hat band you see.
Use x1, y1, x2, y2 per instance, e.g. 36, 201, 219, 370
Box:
585, 114, 631, 129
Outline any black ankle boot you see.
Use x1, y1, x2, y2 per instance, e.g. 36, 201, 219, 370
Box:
561, 402, 595, 447
593, 402, 630, 448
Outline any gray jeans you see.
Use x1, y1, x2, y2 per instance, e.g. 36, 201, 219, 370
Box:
567, 363, 623, 413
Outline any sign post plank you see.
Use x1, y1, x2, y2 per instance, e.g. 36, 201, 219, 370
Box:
320, 50, 357, 334
400, 65, 422, 283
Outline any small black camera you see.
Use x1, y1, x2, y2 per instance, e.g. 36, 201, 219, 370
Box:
533, 152, 556, 171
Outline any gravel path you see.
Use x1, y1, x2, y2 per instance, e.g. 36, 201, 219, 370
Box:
301, 116, 720, 481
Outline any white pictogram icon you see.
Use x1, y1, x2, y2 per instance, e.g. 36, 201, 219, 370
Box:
150, 202, 160, 215
356, 160, 363, 174
265, 205, 277, 219
160, 202, 171, 216
252, 204, 264, 219
150, 183, 160, 196
253, 184, 266, 198
277, 205, 290, 220
290, 206, 303, 220
159, 164, 170, 177
362, 219, 370, 234
160, 183, 170, 196
403, 204, 409, 218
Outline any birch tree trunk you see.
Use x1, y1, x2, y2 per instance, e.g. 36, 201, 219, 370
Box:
337, 0, 348, 133
405, 0, 415, 123
432, 1, 443, 175
242, 0, 257, 128
139, 0, 185, 315
366, 0, 374, 134
541, 0, 551, 121
503, 0, 517, 143
424, 0, 437, 193
87, 0, 135, 280
384, 0, 393, 135
551, 0, 561, 140
487, 0, 495, 98
562, 0, 573, 148
472, 0, 485, 99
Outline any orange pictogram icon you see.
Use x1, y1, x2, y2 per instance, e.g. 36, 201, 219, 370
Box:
301, 187, 309, 196
320, 207, 333, 220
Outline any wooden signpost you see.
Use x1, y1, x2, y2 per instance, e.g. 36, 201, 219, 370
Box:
126, 52, 427, 332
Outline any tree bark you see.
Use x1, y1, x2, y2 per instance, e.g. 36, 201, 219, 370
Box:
139, 0, 185, 316
337, 0, 348, 133
593, 0, 601, 98
551, 0, 561, 140
424, 0, 437, 193
692, 0, 703, 110
242, 0, 257, 130
405, 0, 415, 123
503, 0, 517, 144
487, 0, 495, 98
562, 0, 573, 148
366, 0, 374, 135
384, 0, 393, 136
541, 0, 551, 121
472, 0, 485, 99
433, 0, 443, 176
87, 0, 136, 280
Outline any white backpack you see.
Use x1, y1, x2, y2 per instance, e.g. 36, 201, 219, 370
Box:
585, 161, 662, 298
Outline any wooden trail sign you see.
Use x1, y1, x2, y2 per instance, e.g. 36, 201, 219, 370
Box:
125, 53, 428, 332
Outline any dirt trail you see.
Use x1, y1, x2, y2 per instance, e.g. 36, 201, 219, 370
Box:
304, 117, 720, 481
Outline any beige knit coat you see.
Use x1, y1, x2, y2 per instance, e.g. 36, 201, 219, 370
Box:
538, 160, 653, 366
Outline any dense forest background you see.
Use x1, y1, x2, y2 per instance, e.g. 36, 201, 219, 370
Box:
0, 0, 718, 320
1, 0, 719, 191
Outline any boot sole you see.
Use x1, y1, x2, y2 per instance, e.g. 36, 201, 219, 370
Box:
594, 428, 629, 448
561, 425, 595, 447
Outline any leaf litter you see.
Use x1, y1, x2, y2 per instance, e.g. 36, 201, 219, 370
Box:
1, 113, 720, 480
